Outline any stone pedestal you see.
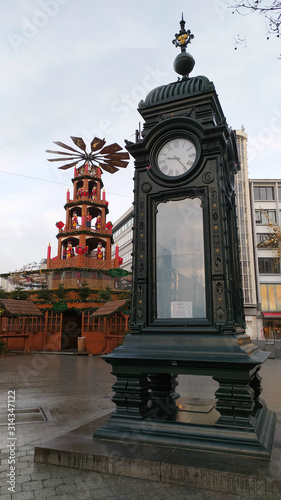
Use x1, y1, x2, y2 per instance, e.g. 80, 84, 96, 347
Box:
94, 333, 277, 458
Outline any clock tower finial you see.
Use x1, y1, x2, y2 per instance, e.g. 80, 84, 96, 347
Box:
172, 13, 194, 52
172, 14, 195, 79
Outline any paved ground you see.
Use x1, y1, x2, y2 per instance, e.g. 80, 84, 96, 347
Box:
0, 352, 280, 500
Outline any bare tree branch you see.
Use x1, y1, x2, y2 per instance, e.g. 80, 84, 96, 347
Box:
231, 1, 281, 36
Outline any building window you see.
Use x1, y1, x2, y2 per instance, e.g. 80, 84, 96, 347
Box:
256, 233, 278, 248
255, 210, 276, 224
115, 230, 133, 249
261, 284, 281, 312
28, 317, 44, 332
113, 217, 133, 238
263, 320, 281, 340
46, 312, 61, 332
253, 186, 275, 201
121, 251, 132, 266
278, 186, 281, 201
82, 311, 100, 333
258, 258, 280, 274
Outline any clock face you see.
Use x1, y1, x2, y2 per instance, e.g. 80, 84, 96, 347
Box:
157, 138, 197, 177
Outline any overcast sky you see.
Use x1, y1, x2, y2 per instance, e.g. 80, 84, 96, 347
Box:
0, 0, 280, 275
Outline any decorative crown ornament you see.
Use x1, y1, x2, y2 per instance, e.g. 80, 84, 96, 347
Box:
172, 13, 194, 52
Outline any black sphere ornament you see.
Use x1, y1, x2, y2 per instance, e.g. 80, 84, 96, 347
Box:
173, 51, 195, 77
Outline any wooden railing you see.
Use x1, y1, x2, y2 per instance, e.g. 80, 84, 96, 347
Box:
47, 255, 117, 270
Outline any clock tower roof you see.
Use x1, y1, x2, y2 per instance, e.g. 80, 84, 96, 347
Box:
139, 75, 215, 109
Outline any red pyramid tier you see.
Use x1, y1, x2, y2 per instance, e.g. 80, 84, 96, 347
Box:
47, 162, 120, 270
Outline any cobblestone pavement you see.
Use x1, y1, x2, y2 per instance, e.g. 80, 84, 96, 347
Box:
0, 353, 280, 500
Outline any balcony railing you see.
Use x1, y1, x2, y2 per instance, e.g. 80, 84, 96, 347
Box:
47, 255, 117, 270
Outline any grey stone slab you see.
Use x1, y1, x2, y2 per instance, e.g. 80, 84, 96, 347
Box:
46, 496, 70, 500
22, 480, 44, 491
34, 487, 56, 498
10, 492, 35, 500
75, 480, 99, 492
42, 477, 64, 488
35, 415, 169, 482
54, 483, 78, 494
34, 414, 281, 500
11, 474, 32, 485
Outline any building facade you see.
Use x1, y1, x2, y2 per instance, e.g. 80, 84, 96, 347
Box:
111, 207, 134, 272
235, 130, 260, 341
250, 178, 281, 357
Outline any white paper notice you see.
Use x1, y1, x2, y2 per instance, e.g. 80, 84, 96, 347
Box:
171, 301, 193, 318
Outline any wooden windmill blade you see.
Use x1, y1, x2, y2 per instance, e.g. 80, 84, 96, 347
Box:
71, 136, 87, 151
108, 152, 130, 160
47, 158, 79, 162
91, 137, 106, 151
98, 162, 119, 174
100, 143, 123, 154
53, 141, 80, 153
58, 160, 80, 170
46, 149, 81, 157
101, 157, 129, 168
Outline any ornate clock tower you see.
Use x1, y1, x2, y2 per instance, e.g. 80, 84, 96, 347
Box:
94, 17, 276, 457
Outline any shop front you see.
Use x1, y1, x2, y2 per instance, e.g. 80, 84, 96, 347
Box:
262, 312, 281, 358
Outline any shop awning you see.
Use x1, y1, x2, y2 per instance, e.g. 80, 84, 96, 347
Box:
262, 312, 281, 318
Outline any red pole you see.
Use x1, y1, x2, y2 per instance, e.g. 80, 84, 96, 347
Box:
47, 243, 51, 259
115, 244, 119, 258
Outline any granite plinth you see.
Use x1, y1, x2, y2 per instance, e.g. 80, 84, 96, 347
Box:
34, 414, 281, 500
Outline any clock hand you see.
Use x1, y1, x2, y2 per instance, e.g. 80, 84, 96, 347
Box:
173, 155, 188, 170
165, 155, 187, 170
166, 155, 184, 163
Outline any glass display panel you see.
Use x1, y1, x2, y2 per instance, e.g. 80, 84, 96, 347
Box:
156, 197, 206, 319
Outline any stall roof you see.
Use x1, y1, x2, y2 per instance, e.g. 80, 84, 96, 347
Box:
0, 299, 43, 317
92, 300, 128, 318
